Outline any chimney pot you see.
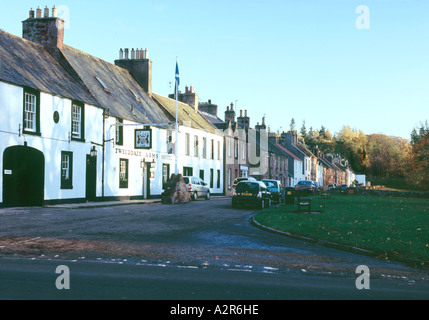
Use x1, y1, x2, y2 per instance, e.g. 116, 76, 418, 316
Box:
119, 48, 124, 59
29, 8, 35, 18
125, 48, 129, 59
44, 6, 49, 18
240, 110, 243, 117
245, 110, 247, 117
131, 48, 135, 59
36, 7, 42, 18
52, 5, 57, 18
144, 48, 149, 59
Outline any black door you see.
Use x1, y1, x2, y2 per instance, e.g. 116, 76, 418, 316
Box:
3, 146, 45, 207
146, 163, 151, 199
86, 155, 97, 201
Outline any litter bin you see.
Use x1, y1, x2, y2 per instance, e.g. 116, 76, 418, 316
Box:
284, 187, 295, 205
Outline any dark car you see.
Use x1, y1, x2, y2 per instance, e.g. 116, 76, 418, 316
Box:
232, 176, 257, 190
340, 184, 349, 193
314, 181, 321, 193
262, 179, 285, 204
232, 181, 272, 209
295, 180, 316, 196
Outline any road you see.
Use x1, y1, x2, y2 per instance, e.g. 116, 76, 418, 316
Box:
0, 198, 428, 300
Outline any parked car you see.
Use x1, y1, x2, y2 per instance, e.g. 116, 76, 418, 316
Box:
232, 181, 272, 209
262, 179, 285, 204
328, 183, 338, 190
232, 176, 257, 189
314, 181, 321, 193
340, 184, 349, 193
183, 176, 210, 201
295, 180, 317, 196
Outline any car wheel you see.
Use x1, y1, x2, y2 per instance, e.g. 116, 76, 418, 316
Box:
192, 192, 198, 201
205, 191, 210, 200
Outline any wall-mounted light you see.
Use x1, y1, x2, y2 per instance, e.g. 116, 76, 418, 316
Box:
90, 146, 97, 157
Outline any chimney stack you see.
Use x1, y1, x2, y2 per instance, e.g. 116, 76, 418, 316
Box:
255, 116, 267, 132
23, 6, 65, 50
115, 47, 153, 95
225, 103, 236, 123
237, 108, 250, 129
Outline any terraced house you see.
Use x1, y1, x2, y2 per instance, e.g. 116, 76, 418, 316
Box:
0, 7, 223, 207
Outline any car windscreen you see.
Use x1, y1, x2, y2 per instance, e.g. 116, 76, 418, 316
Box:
183, 177, 189, 184
262, 181, 277, 188
298, 181, 312, 186
236, 183, 259, 193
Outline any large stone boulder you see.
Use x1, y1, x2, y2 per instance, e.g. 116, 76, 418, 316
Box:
161, 174, 191, 204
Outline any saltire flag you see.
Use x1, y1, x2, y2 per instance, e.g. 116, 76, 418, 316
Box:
175, 60, 180, 99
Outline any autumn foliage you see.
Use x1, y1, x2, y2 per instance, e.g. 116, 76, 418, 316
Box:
298, 120, 428, 191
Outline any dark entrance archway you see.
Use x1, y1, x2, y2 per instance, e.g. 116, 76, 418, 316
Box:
3, 145, 45, 207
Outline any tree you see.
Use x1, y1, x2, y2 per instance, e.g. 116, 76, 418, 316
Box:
290, 118, 296, 132
366, 134, 410, 178
335, 125, 368, 172
407, 121, 429, 191
300, 120, 308, 142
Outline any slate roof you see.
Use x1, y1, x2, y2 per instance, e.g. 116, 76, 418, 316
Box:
199, 110, 223, 125
0, 31, 97, 106
0, 30, 172, 126
59, 45, 171, 125
152, 93, 221, 135
276, 144, 302, 162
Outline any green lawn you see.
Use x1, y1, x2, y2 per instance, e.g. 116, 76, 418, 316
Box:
253, 194, 429, 262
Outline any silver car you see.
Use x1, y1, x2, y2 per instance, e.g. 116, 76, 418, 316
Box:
183, 176, 210, 201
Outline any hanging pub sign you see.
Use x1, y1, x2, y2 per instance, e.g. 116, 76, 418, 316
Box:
135, 129, 152, 149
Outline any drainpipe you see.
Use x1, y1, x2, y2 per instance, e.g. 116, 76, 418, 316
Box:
102, 109, 106, 199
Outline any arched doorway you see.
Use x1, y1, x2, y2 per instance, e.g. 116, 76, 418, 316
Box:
3, 145, 45, 207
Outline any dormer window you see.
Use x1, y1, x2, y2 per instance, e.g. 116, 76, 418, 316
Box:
96, 76, 110, 93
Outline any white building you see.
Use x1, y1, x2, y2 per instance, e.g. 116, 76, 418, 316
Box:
153, 94, 224, 196
0, 8, 224, 207
0, 28, 103, 207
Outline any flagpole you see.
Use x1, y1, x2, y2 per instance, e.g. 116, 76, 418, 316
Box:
175, 58, 179, 175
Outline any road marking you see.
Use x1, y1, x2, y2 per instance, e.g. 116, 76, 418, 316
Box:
15, 237, 41, 244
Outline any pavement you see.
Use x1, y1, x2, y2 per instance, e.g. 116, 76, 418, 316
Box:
0, 199, 161, 214
44, 199, 162, 209
0, 196, 231, 213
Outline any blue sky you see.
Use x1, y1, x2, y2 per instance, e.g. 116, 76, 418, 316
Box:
2, 0, 428, 139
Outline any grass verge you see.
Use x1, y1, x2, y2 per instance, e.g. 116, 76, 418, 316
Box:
253, 194, 429, 263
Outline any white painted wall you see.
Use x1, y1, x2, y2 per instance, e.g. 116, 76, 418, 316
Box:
175, 125, 224, 194
0, 81, 104, 204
